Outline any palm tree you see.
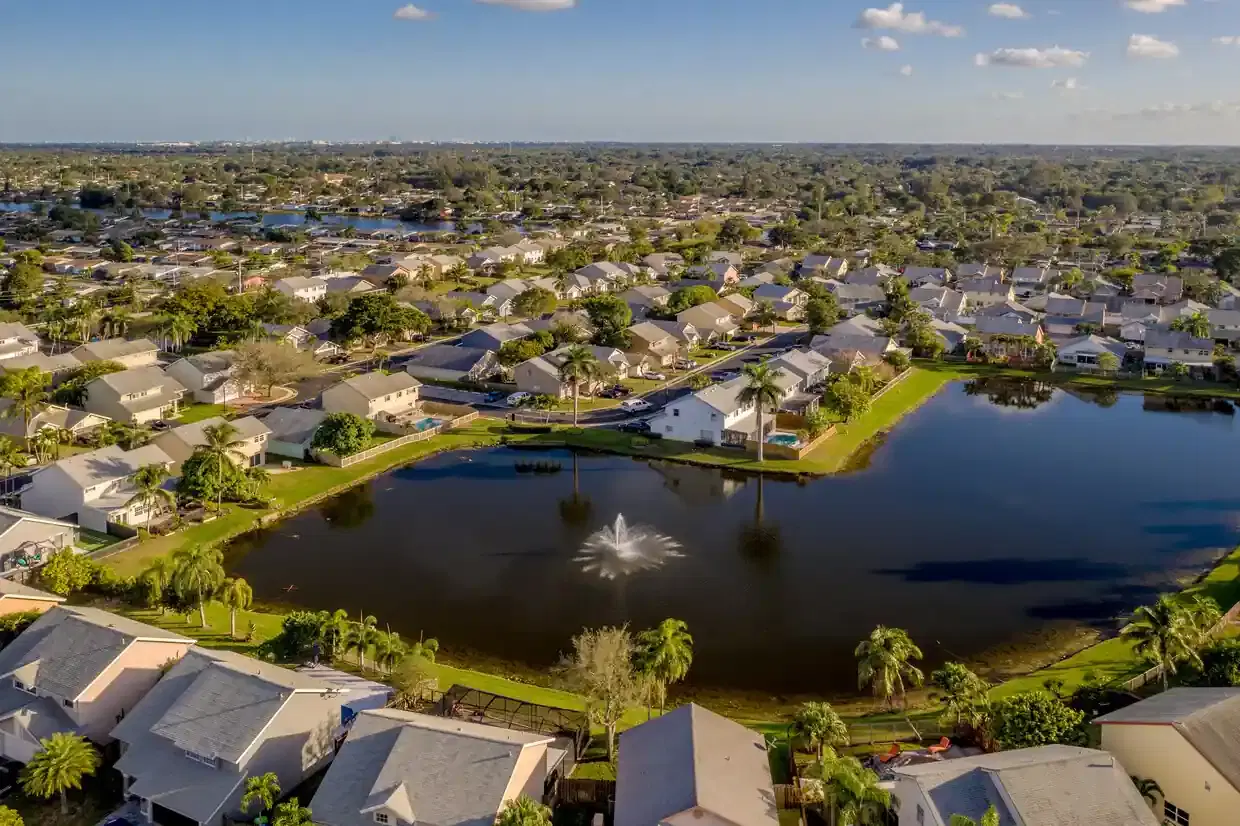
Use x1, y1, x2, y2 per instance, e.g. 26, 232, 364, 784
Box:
0, 367, 50, 451
319, 608, 352, 661
19, 732, 100, 815
1185, 595, 1222, 645
219, 577, 254, 639
29, 428, 59, 465
271, 798, 314, 826
855, 626, 925, 709
407, 635, 440, 663
816, 750, 891, 826
950, 805, 1000, 826
791, 702, 849, 761
199, 422, 244, 514
495, 795, 553, 826
160, 312, 198, 352
240, 772, 281, 820
52, 427, 74, 460
126, 463, 176, 531
373, 631, 407, 673
737, 363, 784, 462
556, 345, 602, 427
0, 437, 26, 483
347, 614, 379, 670
139, 557, 174, 611
171, 545, 226, 628
634, 619, 694, 716
1124, 595, 1201, 691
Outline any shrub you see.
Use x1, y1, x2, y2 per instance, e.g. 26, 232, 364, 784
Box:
990, 691, 1085, 749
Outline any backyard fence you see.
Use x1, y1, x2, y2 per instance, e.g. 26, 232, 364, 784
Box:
846, 717, 951, 745
555, 778, 615, 809
316, 409, 480, 468
1113, 600, 1240, 692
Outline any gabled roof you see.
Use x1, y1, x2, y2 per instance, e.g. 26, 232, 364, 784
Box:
309, 708, 552, 826
333, 371, 421, 401
178, 350, 238, 374
90, 366, 185, 397
73, 337, 157, 362
45, 443, 174, 489
615, 704, 777, 826
405, 345, 495, 373
262, 407, 328, 444
0, 573, 65, 602
893, 745, 1157, 826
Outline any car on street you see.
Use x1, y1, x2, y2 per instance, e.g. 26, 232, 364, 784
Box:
506, 391, 532, 407
674, 359, 697, 370
597, 384, 633, 399
484, 391, 507, 403
620, 398, 653, 413
619, 419, 652, 433
711, 370, 741, 381
645, 371, 667, 381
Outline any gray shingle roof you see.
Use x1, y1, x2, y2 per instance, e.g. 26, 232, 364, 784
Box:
46, 443, 174, 489
91, 365, 185, 396
893, 745, 1158, 826
405, 345, 494, 373
262, 407, 328, 444
0, 573, 66, 601
73, 337, 157, 362
336, 371, 421, 401
310, 709, 551, 826
615, 704, 777, 826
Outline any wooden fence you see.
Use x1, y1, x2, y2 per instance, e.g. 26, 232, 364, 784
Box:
555, 778, 615, 809
774, 784, 803, 810
316, 409, 480, 468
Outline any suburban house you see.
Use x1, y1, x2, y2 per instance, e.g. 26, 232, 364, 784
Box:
325, 276, 378, 297
1096, 688, 1240, 826
322, 372, 422, 421
845, 264, 899, 287
467, 246, 519, 270
403, 345, 500, 383
514, 346, 629, 398
261, 323, 346, 360
972, 317, 1046, 359
21, 443, 175, 532
766, 349, 831, 412
448, 291, 514, 321
529, 275, 585, 302
823, 281, 887, 315
649, 377, 768, 447
1207, 308, 1240, 346
0, 606, 193, 762
975, 299, 1042, 326
262, 407, 328, 460
1131, 273, 1185, 305
909, 287, 967, 320
799, 254, 849, 279
153, 416, 270, 473
487, 278, 532, 306
958, 276, 1015, 309
458, 322, 533, 352
901, 267, 952, 288
1144, 329, 1215, 373
575, 262, 631, 294
890, 745, 1157, 826
956, 263, 998, 279
274, 275, 329, 303
0, 506, 81, 576
642, 253, 685, 278
716, 292, 755, 320
0, 323, 40, 362
930, 319, 970, 353
677, 302, 740, 342
0, 352, 82, 381
615, 704, 778, 826
1010, 266, 1056, 295
309, 709, 554, 826
621, 285, 672, 317
0, 403, 107, 443
84, 366, 187, 424
112, 647, 347, 826
0, 577, 65, 616
1056, 335, 1127, 371
73, 337, 160, 369
628, 322, 685, 368
166, 350, 251, 404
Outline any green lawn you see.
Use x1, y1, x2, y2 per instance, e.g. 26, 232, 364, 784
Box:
78, 528, 121, 553
917, 359, 1240, 400
175, 403, 230, 423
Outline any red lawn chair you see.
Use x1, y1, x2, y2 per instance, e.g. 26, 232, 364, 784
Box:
928, 736, 951, 755
878, 743, 901, 763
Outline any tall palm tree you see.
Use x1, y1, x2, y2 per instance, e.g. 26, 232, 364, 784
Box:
556, 345, 602, 427
199, 422, 244, 514
30, 428, 59, 465
171, 545, 226, 628
407, 635, 440, 663
855, 626, 925, 710
791, 701, 849, 762
373, 631, 407, 674
495, 795, 553, 826
347, 614, 379, 670
816, 750, 891, 826
0, 367, 50, 451
1185, 595, 1222, 645
126, 463, 176, 531
19, 732, 100, 815
737, 363, 784, 462
319, 608, 352, 662
950, 805, 1000, 826
139, 557, 174, 611
240, 772, 281, 820
634, 619, 694, 716
1124, 595, 1201, 691
219, 577, 254, 639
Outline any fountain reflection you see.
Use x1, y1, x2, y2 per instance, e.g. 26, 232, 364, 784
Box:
575, 514, 683, 579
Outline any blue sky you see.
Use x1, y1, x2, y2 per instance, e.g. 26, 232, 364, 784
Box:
2, 0, 1239, 144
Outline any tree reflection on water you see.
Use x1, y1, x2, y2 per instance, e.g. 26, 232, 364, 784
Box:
738, 475, 783, 565
321, 485, 376, 529
964, 377, 1055, 410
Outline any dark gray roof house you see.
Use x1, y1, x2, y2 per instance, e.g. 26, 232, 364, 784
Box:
404, 345, 499, 383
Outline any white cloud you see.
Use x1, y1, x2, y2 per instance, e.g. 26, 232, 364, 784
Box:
988, 3, 1029, 19
974, 46, 1089, 68
1114, 100, 1240, 119
474, 0, 575, 10
1124, 0, 1186, 12
1214, 36, 1240, 45
855, 3, 964, 36
1127, 34, 1179, 58
393, 4, 433, 19
900, 64, 914, 76
862, 35, 901, 51
1052, 77, 1080, 91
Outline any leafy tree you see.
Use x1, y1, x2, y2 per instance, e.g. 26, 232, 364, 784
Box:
1124, 595, 1202, 691
823, 379, 871, 423
176, 450, 253, 505
752, 301, 779, 331
989, 691, 1084, 749
0, 806, 23, 826
666, 285, 717, 314
931, 662, 989, 729
883, 350, 910, 371
949, 805, 1000, 826
0, 437, 27, 479
1214, 247, 1240, 282
565, 626, 642, 761
240, 772, 281, 819
1170, 311, 1212, 340
234, 340, 318, 397
171, 545, 226, 627
791, 702, 849, 761
390, 649, 439, 709
126, 463, 176, 529
813, 750, 891, 826
582, 295, 632, 349
497, 337, 549, 367
737, 364, 784, 462
52, 360, 126, 406
806, 296, 842, 335
1, 259, 43, 307
855, 626, 924, 709
557, 345, 603, 427
495, 795, 552, 826
20, 732, 100, 815
268, 610, 331, 661
634, 618, 694, 716
331, 292, 429, 345
107, 239, 134, 262
0, 367, 50, 449
1198, 639, 1240, 686
220, 577, 254, 639
36, 549, 96, 596
716, 216, 758, 248
312, 412, 375, 457
1097, 350, 1120, 374
271, 798, 314, 826
513, 287, 557, 318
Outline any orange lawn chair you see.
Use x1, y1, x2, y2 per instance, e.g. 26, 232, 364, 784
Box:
928, 736, 951, 755
878, 743, 901, 763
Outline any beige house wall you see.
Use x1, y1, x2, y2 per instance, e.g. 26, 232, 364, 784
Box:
73, 639, 192, 743
498, 743, 550, 811
0, 596, 64, 617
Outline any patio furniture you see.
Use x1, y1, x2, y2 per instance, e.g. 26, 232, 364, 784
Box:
928, 736, 951, 755
878, 743, 901, 763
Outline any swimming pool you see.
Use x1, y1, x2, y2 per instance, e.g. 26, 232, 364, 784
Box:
413, 417, 442, 432
767, 433, 800, 447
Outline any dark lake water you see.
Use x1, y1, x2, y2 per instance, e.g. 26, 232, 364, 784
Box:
0, 202, 452, 233
224, 381, 1240, 694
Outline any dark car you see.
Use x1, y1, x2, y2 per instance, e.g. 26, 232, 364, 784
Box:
150, 420, 172, 431
619, 420, 651, 434
484, 391, 506, 403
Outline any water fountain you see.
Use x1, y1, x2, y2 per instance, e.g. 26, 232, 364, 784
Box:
574, 514, 683, 579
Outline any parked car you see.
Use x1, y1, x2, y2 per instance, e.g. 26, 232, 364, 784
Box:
645, 372, 667, 381
620, 398, 653, 413
484, 391, 507, 403
711, 370, 740, 381
674, 359, 698, 370
506, 391, 532, 407
150, 420, 172, 431
598, 384, 632, 399
619, 419, 652, 433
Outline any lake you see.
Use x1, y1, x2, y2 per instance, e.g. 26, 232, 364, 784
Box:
224, 380, 1240, 694
0, 202, 453, 233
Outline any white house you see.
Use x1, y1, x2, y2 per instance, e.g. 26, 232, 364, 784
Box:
21, 444, 175, 532
72, 338, 159, 369
84, 367, 187, 424
0, 323, 40, 362
321, 372, 421, 421
262, 407, 328, 460
648, 376, 767, 447
153, 416, 270, 473
1056, 334, 1127, 371
165, 350, 251, 404
274, 276, 328, 303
